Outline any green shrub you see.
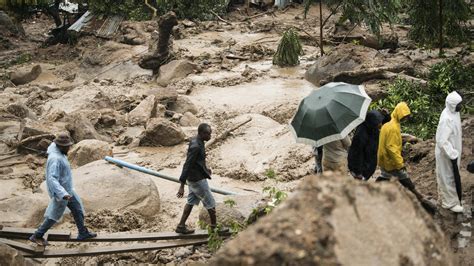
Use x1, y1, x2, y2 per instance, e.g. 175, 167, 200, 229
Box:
272, 28, 303, 67
372, 58, 473, 139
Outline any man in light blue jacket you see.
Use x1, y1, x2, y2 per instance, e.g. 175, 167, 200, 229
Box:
29, 133, 97, 246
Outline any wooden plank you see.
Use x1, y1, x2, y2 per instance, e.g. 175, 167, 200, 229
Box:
24, 239, 208, 258
0, 227, 71, 240
64, 230, 213, 242
0, 238, 44, 254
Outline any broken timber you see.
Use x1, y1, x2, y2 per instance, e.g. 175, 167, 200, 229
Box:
0, 226, 229, 258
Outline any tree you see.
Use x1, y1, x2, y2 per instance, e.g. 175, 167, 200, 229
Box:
303, 0, 402, 56
272, 28, 303, 67
405, 0, 470, 56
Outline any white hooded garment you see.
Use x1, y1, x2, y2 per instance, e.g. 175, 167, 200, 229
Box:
435, 91, 463, 209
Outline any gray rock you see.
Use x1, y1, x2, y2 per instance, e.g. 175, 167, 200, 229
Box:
139, 118, 185, 146
199, 202, 246, 227
10, 65, 42, 86
6, 103, 35, 119
179, 112, 200, 127
169, 95, 198, 115
68, 139, 113, 168
156, 60, 198, 87
127, 95, 158, 126
66, 112, 110, 143
0, 243, 26, 266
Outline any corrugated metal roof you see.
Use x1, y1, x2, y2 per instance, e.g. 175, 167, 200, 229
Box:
96, 15, 123, 38
68, 10, 94, 32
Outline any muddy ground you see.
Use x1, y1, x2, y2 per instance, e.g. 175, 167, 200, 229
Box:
0, 3, 473, 265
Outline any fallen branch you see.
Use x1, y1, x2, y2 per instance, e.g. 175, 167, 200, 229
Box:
242, 10, 274, 21
16, 120, 25, 143
226, 54, 249, 60
0, 154, 22, 162
0, 160, 26, 168
210, 10, 232, 25
206, 117, 252, 149
17, 134, 55, 149
382, 72, 428, 86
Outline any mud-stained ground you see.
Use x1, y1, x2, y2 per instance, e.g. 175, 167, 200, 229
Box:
0, 3, 473, 265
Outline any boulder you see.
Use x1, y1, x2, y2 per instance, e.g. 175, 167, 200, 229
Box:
117, 126, 145, 146
127, 95, 156, 126
198, 202, 246, 227
127, 95, 165, 126
139, 118, 185, 146
68, 139, 113, 167
0, 243, 26, 266
179, 112, 200, 127
304, 44, 412, 86
38, 160, 161, 220
169, 95, 198, 115
211, 173, 453, 266
10, 65, 42, 86
156, 60, 198, 87
66, 112, 110, 142
0, 193, 48, 227
0, 10, 24, 36
6, 103, 35, 119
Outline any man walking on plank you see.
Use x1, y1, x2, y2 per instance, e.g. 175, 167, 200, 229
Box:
29, 132, 97, 246
176, 123, 228, 234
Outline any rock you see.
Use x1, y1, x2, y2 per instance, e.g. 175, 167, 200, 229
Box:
66, 112, 110, 143
198, 202, 246, 227
68, 139, 113, 167
179, 112, 200, 127
117, 126, 145, 146
0, 10, 24, 37
169, 95, 198, 115
147, 87, 178, 105
0, 243, 26, 266
362, 80, 388, 102
139, 118, 185, 146
39, 160, 161, 220
174, 247, 193, 258
210, 173, 453, 266
6, 103, 35, 119
156, 60, 198, 87
127, 95, 158, 126
10, 65, 42, 86
0, 193, 48, 227
304, 43, 413, 86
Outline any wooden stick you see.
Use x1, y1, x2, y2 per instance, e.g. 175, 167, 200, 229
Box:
16, 119, 26, 142
210, 10, 232, 25
226, 54, 249, 60
206, 117, 252, 149
0, 154, 22, 162
242, 10, 274, 21
0, 160, 27, 168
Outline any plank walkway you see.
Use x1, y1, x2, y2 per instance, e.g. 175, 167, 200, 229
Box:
0, 226, 224, 258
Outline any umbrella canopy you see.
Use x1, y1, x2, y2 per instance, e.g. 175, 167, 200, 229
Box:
290, 82, 371, 147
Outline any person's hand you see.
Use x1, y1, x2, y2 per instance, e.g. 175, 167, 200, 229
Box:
63, 195, 72, 201
176, 185, 185, 198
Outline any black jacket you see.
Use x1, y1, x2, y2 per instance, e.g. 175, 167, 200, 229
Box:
348, 110, 383, 179
179, 137, 211, 183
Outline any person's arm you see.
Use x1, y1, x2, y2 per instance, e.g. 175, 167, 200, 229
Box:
386, 131, 404, 170
46, 160, 70, 201
178, 145, 200, 184
437, 121, 459, 160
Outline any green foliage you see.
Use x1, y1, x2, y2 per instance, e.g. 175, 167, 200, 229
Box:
223, 198, 236, 208
272, 28, 303, 67
371, 58, 474, 139
87, 0, 152, 21
1, 52, 31, 68
156, 0, 228, 20
228, 220, 245, 236
406, 0, 470, 48
207, 224, 224, 252
303, 0, 402, 37
262, 186, 288, 214
371, 79, 439, 139
264, 168, 276, 179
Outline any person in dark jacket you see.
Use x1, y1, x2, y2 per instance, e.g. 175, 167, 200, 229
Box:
348, 110, 383, 180
175, 123, 227, 234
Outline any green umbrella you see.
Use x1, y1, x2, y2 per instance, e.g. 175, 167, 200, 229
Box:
290, 82, 371, 147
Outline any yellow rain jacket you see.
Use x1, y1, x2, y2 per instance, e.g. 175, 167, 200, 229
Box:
377, 102, 411, 171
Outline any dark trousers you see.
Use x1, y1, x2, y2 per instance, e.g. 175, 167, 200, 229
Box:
34, 195, 87, 238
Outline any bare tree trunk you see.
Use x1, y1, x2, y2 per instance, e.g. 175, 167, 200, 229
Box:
139, 11, 178, 75
319, 1, 324, 56
438, 0, 443, 56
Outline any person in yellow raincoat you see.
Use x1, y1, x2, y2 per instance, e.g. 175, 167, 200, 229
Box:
376, 102, 436, 213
